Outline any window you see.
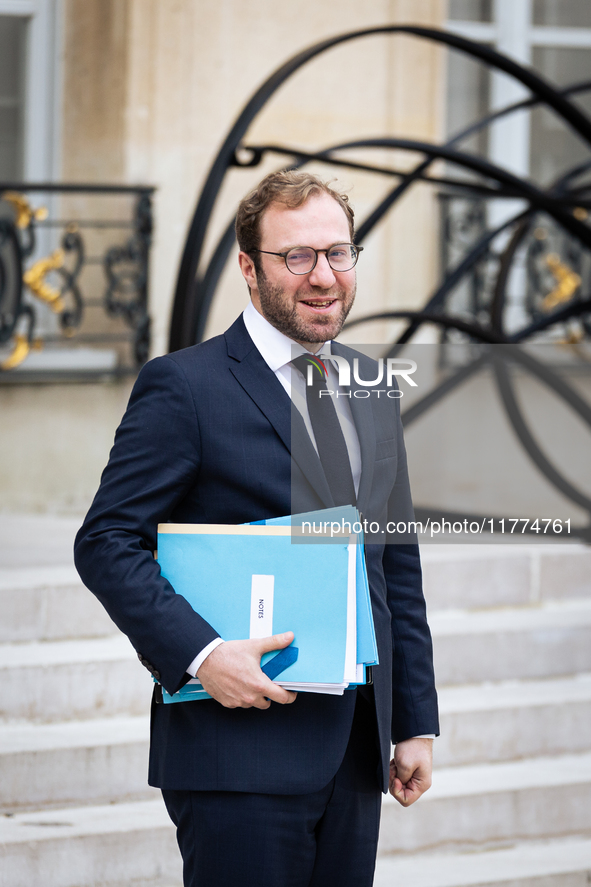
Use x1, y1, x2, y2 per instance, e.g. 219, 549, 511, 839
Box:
0, 16, 27, 180
446, 0, 591, 181
449, 0, 492, 23
533, 0, 591, 28
0, 0, 60, 183
443, 2, 591, 333
531, 45, 591, 185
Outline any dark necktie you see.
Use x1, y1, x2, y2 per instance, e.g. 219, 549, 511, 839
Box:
292, 353, 356, 507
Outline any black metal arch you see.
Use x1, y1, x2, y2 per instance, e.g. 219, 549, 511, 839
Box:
181, 74, 591, 346
169, 24, 591, 351
344, 309, 591, 541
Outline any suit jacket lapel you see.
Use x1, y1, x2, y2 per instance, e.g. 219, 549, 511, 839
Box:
225, 317, 334, 508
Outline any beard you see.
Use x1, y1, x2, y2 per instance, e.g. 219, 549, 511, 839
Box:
256, 270, 356, 345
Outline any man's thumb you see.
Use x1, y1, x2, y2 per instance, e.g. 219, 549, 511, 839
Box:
257, 631, 294, 654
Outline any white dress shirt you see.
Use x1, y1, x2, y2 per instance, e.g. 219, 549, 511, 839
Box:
242, 300, 362, 492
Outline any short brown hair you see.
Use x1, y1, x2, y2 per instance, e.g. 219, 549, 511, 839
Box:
235, 170, 355, 260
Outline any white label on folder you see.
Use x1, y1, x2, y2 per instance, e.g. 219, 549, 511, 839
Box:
250, 575, 274, 638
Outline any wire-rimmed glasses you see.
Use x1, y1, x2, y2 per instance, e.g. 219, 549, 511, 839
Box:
251, 242, 363, 275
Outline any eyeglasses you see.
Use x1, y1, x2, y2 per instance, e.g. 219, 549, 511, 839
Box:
251, 243, 363, 275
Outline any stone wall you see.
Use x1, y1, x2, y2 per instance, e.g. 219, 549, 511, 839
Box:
0, 380, 133, 514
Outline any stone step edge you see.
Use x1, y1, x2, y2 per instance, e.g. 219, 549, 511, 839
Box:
0, 565, 81, 591
382, 750, 591, 804
0, 797, 171, 845
375, 835, 591, 887
0, 634, 134, 669
0, 714, 149, 754
419, 542, 588, 563
2, 799, 590, 886
429, 597, 591, 636
2, 596, 590, 671
0, 543, 586, 582
3, 670, 590, 754
437, 671, 591, 713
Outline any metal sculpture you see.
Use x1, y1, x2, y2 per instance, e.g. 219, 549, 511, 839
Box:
168, 25, 591, 542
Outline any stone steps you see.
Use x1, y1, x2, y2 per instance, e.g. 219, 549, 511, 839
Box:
379, 547, 591, 885
0, 566, 115, 642
2, 671, 589, 815
3, 754, 589, 887
3, 596, 588, 725
0, 715, 152, 812
0, 635, 152, 721
436, 672, 591, 766
0, 516, 589, 887
421, 544, 591, 610
0, 798, 181, 887
374, 836, 591, 887
3, 543, 588, 644
1, 669, 588, 816
379, 751, 591, 854
430, 599, 591, 684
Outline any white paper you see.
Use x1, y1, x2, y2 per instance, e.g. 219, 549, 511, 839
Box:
343, 540, 358, 683
249, 574, 274, 639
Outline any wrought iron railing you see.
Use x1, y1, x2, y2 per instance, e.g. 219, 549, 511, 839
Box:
438, 190, 591, 340
0, 183, 154, 381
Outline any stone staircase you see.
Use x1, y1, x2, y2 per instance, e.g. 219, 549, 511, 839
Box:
375, 543, 591, 886
0, 515, 590, 887
0, 515, 182, 887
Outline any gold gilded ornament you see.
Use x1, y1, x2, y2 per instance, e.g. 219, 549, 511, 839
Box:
2, 191, 48, 229
541, 253, 581, 312
23, 249, 66, 312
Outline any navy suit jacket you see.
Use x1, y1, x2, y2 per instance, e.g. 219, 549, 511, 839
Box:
74, 315, 438, 794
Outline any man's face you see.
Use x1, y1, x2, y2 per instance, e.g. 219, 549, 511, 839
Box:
239, 192, 357, 348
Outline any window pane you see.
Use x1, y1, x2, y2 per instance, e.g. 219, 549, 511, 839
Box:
446, 49, 491, 157
530, 46, 591, 185
448, 0, 492, 22
0, 16, 27, 180
533, 0, 591, 27
0, 108, 21, 180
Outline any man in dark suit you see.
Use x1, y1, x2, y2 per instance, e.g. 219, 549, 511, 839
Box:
74, 171, 439, 887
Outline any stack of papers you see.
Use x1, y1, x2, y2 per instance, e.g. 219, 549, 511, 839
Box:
155, 506, 378, 704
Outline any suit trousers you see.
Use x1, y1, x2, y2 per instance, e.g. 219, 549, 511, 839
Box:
162, 691, 382, 887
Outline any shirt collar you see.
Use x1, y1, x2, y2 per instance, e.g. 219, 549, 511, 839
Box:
243, 300, 332, 372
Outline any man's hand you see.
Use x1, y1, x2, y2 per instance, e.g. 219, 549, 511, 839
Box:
389, 737, 433, 807
196, 631, 298, 710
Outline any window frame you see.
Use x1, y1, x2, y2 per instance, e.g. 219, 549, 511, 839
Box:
445, 0, 591, 178
0, 0, 61, 183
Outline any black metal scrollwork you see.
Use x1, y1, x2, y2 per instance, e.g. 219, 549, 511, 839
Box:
0, 218, 23, 346
0, 185, 154, 374
56, 226, 84, 333
103, 192, 152, 366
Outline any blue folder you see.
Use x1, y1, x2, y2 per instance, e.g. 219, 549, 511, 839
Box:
254, 506, 378, 671
156, 523, 355, 702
